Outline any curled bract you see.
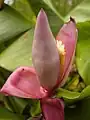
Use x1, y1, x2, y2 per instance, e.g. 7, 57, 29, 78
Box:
56, 17, 78, 87
0, 67, 47, 98
41, 98, 64, 120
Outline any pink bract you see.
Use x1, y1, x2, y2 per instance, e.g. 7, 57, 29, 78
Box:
32, 9, 60, 90
0, 67, 47, 98
41, 98, 64, 120
56, 18, 78, 87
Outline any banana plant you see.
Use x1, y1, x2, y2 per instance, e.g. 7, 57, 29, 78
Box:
0, 0, 90, 120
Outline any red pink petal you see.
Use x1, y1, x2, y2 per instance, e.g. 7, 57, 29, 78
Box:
0, 67, 47, 98
41, 98, 64, 120
56, 18, 78, 86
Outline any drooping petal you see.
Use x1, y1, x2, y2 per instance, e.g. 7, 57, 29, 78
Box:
40, 98, 64, 120
0, 67, 47, 98
56, 17, 78, 86
32, 9, 60, 90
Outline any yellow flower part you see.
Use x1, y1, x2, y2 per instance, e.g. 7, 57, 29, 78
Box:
56, 40, 66, 66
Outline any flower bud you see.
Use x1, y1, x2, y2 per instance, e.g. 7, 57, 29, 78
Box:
32, 9, 60, 90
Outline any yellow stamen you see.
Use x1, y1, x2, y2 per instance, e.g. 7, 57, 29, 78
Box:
56, 40, 66, 66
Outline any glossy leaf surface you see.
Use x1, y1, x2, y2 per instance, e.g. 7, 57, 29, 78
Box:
76, 21, 90, 85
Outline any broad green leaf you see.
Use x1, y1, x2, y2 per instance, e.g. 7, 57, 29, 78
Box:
0, 4, 31, 43
56, 85, 90, 103
79, 85, 90, 99
0, 67, 11, 87
29, 0, 63, 36
12, 0, 36, 24
56, 88, 80, 100
65, 98, 90, 120
4, 96, 29, 114
0, 106, 24, 120
0, 1, 63, 70
30, 100, 41, 117
43, 0, 90, 22
76, 21, 90, 85
0, 29, 33, 70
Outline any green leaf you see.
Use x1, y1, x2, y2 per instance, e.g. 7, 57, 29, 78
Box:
79, 85, 90, 99
0, 29, 33, 70
29, 0, 63, 36
56, 88, 80, 100
56, 85, 90, 103
30, 0, 90, 36
76, 21, 90, 85
0, 4, 31, 43
12, 0, 36, 24
4, 96, 28, 114
30, 100, 41, 117
0, 67, 11, 87
0, 107, 24, 120
43, 0, 90, 22
65, 98, 90, 120
0, 0, 63, 70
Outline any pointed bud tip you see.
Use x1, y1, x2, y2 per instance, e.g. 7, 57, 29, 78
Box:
38, 8, 46, 18
70, 16, 76, 24
40, 8, 44, 13
36, 8, 48, 25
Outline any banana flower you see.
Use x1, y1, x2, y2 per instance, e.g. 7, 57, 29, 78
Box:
0, 9, 77, 120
